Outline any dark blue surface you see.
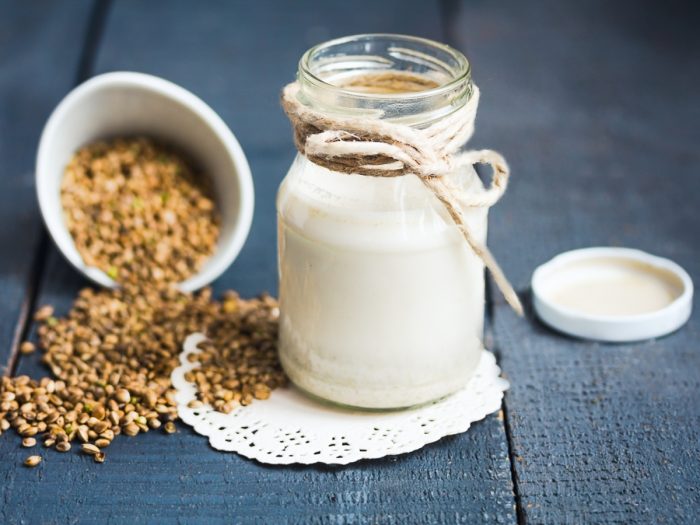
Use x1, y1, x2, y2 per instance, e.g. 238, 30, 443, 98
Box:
0, 0, 93, 372
451, 3, 700, 521
0, 0, 699, 523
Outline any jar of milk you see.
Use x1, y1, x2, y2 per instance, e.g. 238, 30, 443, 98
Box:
277, 34, 500, 409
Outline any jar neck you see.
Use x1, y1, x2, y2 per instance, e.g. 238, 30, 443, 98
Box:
297, 34, 473, 128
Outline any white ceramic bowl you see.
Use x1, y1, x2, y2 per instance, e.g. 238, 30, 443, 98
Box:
532, 247, 693, 342
36, 72, 254, 292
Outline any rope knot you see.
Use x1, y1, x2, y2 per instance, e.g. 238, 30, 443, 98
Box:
281, 79, 522, 315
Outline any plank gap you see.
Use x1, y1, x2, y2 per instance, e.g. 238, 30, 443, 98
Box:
439, 0, 461, 44
489, 295, 529, 525
5, 230, 48, 376
499, 382, 527, 525
441, 2, 522, 522
490, 291, 531, 525
75, 0, 113, 84
5, 0, 113, 376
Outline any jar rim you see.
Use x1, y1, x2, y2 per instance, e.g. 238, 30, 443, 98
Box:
298, 33, 472, 102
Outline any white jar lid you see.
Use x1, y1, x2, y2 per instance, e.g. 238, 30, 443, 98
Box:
531, 247, 693, 342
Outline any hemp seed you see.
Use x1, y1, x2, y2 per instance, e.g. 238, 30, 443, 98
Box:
55, 441, 71, 453
0, 137, 286, 464
24, 455, 42, 468
81, 443, 100, 455
115, 389, 131, 404
61, 138, 219, 288
94, 438, 111, 449
34, 306, 54, 322
123, 423, 139, 437
20, 342, 35, 355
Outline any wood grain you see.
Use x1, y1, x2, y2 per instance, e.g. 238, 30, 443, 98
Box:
5, 0, 698, 522
448, 0, 700, 291
0, 0, 94, 373
495, 302, 700, 524
448, 1, 700, 522
1, 1, 517, 523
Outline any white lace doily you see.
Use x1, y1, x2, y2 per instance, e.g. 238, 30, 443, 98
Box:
172, 333, 509, 465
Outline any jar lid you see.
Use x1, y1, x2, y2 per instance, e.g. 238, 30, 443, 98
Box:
531, 247, 693, 342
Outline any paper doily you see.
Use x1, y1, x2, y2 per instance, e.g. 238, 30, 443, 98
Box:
172, 334, 509, 465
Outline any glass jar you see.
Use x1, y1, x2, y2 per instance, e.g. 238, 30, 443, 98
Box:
277, 34, 487, 409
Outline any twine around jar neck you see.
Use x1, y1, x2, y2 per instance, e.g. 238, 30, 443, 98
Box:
281, 77, 523, 316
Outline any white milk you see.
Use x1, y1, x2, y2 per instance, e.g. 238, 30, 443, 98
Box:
277, 156, 488, 408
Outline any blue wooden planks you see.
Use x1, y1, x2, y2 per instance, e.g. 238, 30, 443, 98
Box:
495, 303, 700, 524
448, 0, 700, 292
0, 0, 94, 373
5, 0, 698, 522
449, 1, 700, 522
1, 1, 518, 523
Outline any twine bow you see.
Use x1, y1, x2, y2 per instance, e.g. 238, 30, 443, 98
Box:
281, 80, 522, 315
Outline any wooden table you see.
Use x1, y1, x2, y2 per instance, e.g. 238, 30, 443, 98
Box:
1, 1, 698, 523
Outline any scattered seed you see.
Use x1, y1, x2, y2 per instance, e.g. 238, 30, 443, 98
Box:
20, 426, 38, 437
109, 412, 121, 426
34, 306, 54, 322
124, 423, 140, 437
95, 438, 110, 448
24, 455, 42, 467
20, 342, 36, 355
81, 443, 100, 455
22, 437, 36, 448
77, 425, 89, 443
94, 452, 106, 464
0, 138, 284, 464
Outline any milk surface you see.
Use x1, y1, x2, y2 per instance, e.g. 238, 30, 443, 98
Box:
546, 257, 683, 317
277, 157, 487, 408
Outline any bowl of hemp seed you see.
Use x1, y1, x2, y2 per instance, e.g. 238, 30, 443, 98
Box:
5, 74, 283, 466
36, 71, 254, 291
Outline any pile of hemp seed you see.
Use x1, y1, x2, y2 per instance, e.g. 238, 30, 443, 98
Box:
0, 138, 286, 467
